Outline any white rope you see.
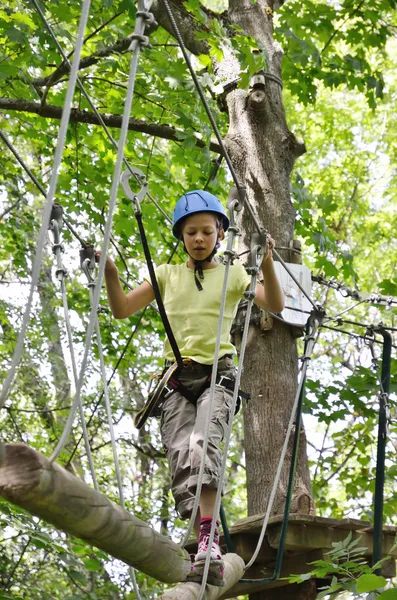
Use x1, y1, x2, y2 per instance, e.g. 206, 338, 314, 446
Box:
243, 318, 318, 570
82, 260, 142, 598
31, 0, 171, 226
197, 252, 260, 600
50, 219, 98, 489
179, 211, 239, 548
0, 0, 92, 408
49, 1, 151, 462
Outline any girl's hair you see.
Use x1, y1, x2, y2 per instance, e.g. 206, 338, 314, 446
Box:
180, 212, 223, 233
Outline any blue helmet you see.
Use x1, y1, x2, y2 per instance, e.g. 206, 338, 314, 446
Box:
172, 190, 229, 238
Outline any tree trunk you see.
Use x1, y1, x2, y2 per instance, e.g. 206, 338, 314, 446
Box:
0, 443, 190, 583
221, 3, 315, 597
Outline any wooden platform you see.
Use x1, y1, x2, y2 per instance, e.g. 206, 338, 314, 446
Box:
186, 513, 397, 598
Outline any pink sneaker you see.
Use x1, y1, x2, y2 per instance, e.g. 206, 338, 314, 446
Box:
193, 536, 225, 587
186, 554, 202, 584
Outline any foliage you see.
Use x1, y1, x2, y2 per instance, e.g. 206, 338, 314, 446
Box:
288, 531, 397, 598
0, 0, 396, 598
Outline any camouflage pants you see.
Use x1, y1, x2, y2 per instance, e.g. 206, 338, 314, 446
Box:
160, 356, 235, 519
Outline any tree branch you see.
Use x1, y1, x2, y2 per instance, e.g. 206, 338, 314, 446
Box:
41, 11, 126, 92
32, 35, 136, 88
0, 98, 221, 153
151, 0, 210, 56
32, 2, 210, 91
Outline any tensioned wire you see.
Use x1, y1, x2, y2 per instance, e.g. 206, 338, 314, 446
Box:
160, 0, 263, 235
50, 219, 98, 490
160, 0, 317, 312
65, 307, 148, 471
46, 3, 153, 598
49, 0, 152, 463
0, 0, 93, 409
0, 130, 88, 247
81, 257, 145, 600
196, 238, 263, 599
242, 315, 321, 572
82, 261, 126, 504
179, 203, 240, 548
30, 0, 172, 226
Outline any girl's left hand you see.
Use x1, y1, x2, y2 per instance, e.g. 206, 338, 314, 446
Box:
263, 235, 275, 261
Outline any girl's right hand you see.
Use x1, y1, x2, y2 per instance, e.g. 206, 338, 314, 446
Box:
95, 251, 118, 273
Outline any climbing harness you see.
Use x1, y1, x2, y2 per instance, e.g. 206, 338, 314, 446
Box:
120, 171, 250, 428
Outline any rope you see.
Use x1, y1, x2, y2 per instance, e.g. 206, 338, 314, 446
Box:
49, 0, 152, 462
50, 218, 98, 489
160, 0, 263, 235
65, 308, 148, 470
82, 261, 126, 500
179, 202, 241, 548
30, 0, 171, 227
272, 248, 316, 309
80, 259, 142, 598
242, 312, 321, 571
0, 130, 47, 197
0, 0, 93, 409
197, 236, 264, 599
0, 131, 89, 249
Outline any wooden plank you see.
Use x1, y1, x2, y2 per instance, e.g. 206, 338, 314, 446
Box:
267, 522, 397, 557
0, 443, 190, 583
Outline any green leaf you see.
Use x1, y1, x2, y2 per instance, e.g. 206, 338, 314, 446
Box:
83, 558, 102, 572
378, 590, 397, 599
356, 574, 387, 593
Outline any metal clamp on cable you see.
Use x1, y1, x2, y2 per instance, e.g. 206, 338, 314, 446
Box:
128, 0, 155, 51
246, 232, 268, 275
80, 244, 96, 287
79, 244, 96, 271
49, 203, 64, 227
49, 219, 68, 280
136, 9, 157, 30
223, 188, 242, 263
120, 167, 148, 215
81, 257, 95, 287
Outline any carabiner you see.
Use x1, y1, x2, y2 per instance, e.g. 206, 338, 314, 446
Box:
120, 167, 149, 215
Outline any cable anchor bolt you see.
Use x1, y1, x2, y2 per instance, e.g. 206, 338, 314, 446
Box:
49, 203, 64, 228
79, 244, 96, 271
120, 167, 148, 215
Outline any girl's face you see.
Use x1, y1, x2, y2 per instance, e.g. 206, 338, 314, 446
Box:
182, 212, 224, 264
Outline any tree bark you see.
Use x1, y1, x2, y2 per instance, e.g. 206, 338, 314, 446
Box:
0, 98, 220, 153
220, 2, 315, 597
0, 443, 190, 583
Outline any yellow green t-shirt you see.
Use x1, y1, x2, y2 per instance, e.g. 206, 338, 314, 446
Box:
153, 261, 251, 365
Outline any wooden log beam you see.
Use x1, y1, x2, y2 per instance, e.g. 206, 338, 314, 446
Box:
159, 554, 245, 599
0, 443, 190, 583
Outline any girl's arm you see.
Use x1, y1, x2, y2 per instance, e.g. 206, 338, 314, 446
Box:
98, 253, 155, 319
